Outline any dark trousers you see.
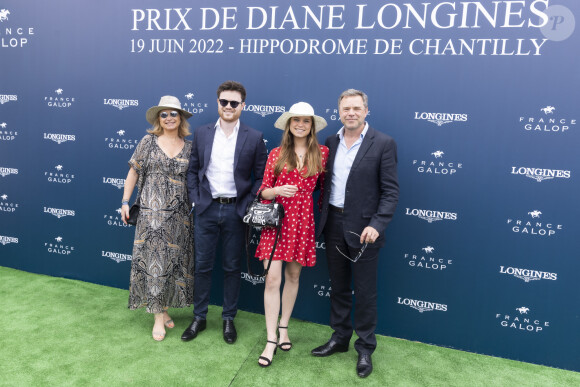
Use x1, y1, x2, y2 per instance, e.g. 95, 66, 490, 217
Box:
193, 201, 244, 320
324, 210, 379, 355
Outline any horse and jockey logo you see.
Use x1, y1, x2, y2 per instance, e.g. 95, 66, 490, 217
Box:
528, 210, 542, 218
55, 88, 63, 95
422, 246, 435, 254
0, 9, 10, 22
516, 306, 530, 314
185, 93, 194, 100
431, 150, 444, 158
540, 106, 555, 115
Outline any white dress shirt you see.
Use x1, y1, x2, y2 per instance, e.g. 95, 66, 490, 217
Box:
329, 122, 369, 208
206, 118, 239, 198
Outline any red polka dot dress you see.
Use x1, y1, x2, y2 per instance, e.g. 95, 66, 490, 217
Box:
255, 145, 329, 267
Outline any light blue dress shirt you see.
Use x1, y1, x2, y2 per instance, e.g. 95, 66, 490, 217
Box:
329, 123, 369, 208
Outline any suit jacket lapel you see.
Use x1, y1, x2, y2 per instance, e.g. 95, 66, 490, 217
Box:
234, 123, 248, 169
349, 127, 375, 173
325, 134, 340, 190
203, 125, 217, 172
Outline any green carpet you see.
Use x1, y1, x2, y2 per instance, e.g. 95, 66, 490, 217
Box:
1, 266, 578, 386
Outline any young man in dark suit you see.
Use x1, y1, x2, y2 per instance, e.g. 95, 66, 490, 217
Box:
182, 81, 267, 344
312, 89, 399, 378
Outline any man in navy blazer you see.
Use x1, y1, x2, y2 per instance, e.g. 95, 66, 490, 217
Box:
182, 81, 267, 344
312, 89, 399, 378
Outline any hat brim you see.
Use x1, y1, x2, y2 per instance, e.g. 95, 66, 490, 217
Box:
274, 112, 327, 132
146, 106, 193, 125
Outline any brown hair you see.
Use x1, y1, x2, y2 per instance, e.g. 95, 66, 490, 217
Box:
274, 118, 323, 178
147, 112, 191, 138
338, 89, 368, 109
217, 80, 246, 102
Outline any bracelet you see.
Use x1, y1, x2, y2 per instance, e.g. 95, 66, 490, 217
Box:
122, 201, 129, 206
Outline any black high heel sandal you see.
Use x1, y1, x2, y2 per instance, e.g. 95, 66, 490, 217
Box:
277, 326, 293, 351
258, 340, 278, 367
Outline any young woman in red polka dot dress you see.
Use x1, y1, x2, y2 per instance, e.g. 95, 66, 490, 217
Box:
255, 102, 328, 367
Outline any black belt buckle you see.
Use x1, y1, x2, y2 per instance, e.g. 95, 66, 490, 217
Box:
215, 197, 235, 204
329, 205, 344, 213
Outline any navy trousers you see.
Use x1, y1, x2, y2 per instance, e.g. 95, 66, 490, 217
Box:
193, 201, 245, 320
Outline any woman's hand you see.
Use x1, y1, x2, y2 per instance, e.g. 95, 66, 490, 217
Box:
121, 204, 130, 225
276, 184, 298, 198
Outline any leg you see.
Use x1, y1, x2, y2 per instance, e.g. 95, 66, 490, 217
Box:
325, 212, 354, 345
352, 249, 379, 355
219, 204, 245, 320
259, 260, 283, 366
278, 260, 302, 349
192, 203, 220, 320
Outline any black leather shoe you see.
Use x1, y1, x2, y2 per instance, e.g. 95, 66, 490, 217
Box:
181, 318, 206, 342
311, 340, 349, 357
357, 353, 373, 378
223, 320, 237, 344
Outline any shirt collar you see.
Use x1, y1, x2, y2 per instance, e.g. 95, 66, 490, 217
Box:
215, 118, 240, 135
337, 122, 369, 140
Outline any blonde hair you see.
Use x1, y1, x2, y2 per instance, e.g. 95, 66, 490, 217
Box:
274, 118, 323, 178
147, 112, 191, 138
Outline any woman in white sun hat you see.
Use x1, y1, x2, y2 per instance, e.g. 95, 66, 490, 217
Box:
255, 102, 328, 366
121, 96, 194, 341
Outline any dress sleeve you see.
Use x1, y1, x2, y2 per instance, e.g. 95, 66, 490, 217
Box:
259, 148, 279, 192
128, 134, 153, 176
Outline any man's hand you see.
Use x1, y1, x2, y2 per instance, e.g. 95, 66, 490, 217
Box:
360, 226, 379, 244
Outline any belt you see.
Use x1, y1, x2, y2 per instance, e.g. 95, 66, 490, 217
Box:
329, 204, 344, 213
213, 197, 236, 204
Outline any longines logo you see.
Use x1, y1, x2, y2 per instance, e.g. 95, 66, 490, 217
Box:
496, 306, 549, 333
0, 94, 17, 104
105, 130, 139, 150
44, 165, 75, 184
397, 297, 448, 313
519, 105, 576, 133
414, 112, 468, 126
104, 208, 131, 228
0, 235, 18, 245
0, 122, 17, 141
103, 177, 125, 189
412, 150, 463, 175
499, 266, 557, 282
103, 98, 139, 110
43, 207, 75, 218
510, 166, 571, 182
403, 245, 452, 271
0, 9, 34, 48
182, 92, 208, 114
44, 89, 75, 108
405, 208, 458, 223
241, 272, 265, 285
506, 210, 563, 237
244, 104, 285, 117
0, 167, 18, 177
43, 133, 76, 144
0, 194, 18, 212
102, 250, 132, 263
45, 236, 75, 255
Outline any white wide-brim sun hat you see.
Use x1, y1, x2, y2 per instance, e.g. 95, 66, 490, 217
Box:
274, 102, 327, 132
145, 95, 193, 125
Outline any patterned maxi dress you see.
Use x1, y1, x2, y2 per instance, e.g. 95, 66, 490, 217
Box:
128, 134, 194, 313
255, 145, 329, 267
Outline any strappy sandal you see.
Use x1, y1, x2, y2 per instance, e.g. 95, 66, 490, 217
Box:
277, 326, 293, 351
258, 340, 278, 367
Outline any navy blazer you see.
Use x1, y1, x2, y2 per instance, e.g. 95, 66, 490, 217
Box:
186, 121, 268, 218
317, 126, 399, 248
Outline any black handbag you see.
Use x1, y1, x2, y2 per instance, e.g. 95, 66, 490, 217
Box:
244, 188, 284, 277
126, 136, 153, 226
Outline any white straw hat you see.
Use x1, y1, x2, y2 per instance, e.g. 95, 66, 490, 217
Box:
274, 102, 327, 132
145, 95, 193, 125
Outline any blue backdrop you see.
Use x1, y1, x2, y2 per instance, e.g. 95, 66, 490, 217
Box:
1, 0, 578, 372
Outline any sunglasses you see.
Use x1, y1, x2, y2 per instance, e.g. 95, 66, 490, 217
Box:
218, 99, 242, 109
159, 111, 179, 119
335, 231, 368, 263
